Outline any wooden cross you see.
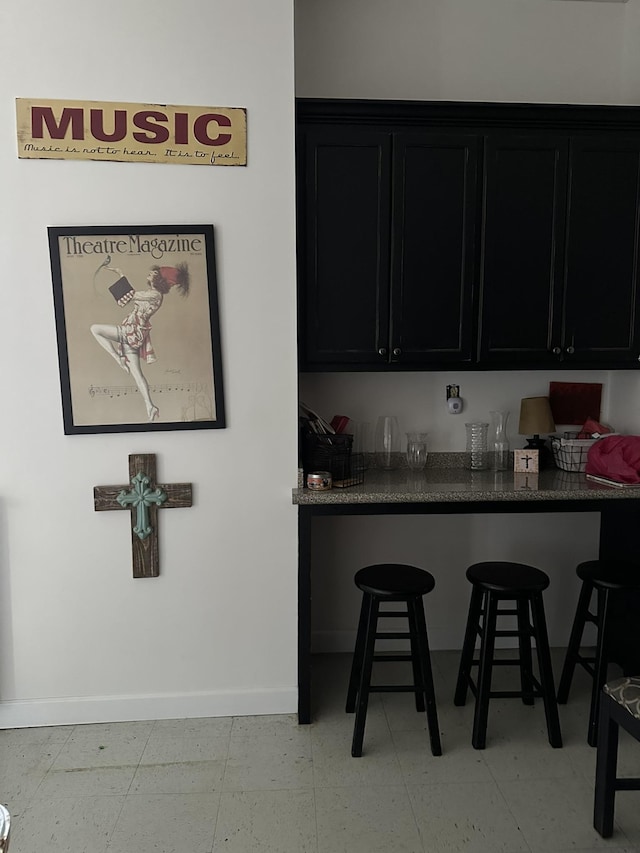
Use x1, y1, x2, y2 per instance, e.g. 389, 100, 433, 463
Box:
94, 453, 193, 578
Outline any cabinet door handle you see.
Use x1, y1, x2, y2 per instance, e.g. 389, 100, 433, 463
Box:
565, 346, 575, 354
552, 346, 562, 356
378, 347, 387, 357
392, 347, 402, 357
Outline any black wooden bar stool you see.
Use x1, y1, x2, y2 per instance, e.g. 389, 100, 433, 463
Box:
594, 676, 640, 838
346, 563, 441, 758
557, 559, 640, 746
454, 561, 562, 750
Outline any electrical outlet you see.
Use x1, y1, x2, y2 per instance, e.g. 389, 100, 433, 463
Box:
446, 384, 463, 414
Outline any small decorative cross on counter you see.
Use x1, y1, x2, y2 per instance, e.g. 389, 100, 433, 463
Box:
94, 453, 193, 578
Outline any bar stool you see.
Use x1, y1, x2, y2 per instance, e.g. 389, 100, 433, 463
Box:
594, 676, 640, 838
346, 563, 441, 758
557, 559, 640, 746
454, 561, 562, 750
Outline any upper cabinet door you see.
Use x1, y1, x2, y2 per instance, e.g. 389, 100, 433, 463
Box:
478, 135, 569, 366
562, 137, 640, 365
298, 126, 392, 367
390, 133, 478, 365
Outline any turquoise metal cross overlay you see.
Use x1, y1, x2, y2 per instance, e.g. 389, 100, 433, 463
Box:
117, 472, 167, 540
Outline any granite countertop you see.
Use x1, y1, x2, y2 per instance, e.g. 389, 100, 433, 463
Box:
293, 454, 640, 505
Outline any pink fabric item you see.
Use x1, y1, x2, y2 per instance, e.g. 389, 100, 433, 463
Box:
585, 435, 640, 484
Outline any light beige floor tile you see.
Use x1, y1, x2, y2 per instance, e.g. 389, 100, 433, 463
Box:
311, 725, 404, 788
223, 748, 313, 791
108, 793, 219, 853
499, 776, 613, 851
35, 764, 136, 797
229, 714, 301, 738
482, 742, 584, 781
408, 780, 530, 853
393, 729, 492, 784
151, 716, 233, 738
0, 744, 59, 802
13, 795, 124, 853
50, 741, 145, 771
224, 714, 313, 790
131, 759, 226, 794
316, 784, 422, 853
213, 789, 316, 853
141, 734, 230, 764
67, 720, 155, 742
0, 726, 73, 748
51, 728, 149, 770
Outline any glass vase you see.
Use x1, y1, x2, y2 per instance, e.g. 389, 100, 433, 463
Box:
375, 415, 401, 470
406, 432, 429, 470
490, 410, 510, 471
465, 422, 489, 470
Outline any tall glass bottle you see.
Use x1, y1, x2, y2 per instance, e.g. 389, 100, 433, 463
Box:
490, 410, 510, 471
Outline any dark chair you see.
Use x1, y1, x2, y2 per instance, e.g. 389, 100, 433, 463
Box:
346, 563, 441, 758
594, 676, 640, 838
557, 560, 640, 746
454, 561, 562, 750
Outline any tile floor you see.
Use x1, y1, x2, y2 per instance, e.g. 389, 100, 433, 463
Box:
1, 650, 640, 852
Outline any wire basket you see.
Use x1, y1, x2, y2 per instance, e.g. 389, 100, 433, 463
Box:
301, 432, 365, 488
551, 436, 598, 473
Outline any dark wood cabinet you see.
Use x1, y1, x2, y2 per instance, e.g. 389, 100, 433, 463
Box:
562, 137, 640, 365
297, 99, 640, 371
478, 135, 569, 365
479, 134, 640, 367
298, 123, 477, 369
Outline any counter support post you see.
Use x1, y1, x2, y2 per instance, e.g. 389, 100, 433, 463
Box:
298, 508, 312, 724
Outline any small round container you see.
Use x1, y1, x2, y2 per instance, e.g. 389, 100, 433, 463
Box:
307, 471, 332, 490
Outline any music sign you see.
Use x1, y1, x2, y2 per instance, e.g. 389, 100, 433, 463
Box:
16, 97, 247, 166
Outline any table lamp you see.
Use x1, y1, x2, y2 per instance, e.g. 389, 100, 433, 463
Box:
519, 396, 555, 468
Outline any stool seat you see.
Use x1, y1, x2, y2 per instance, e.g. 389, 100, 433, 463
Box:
466, 561, 549, 593
455, 560, 562, 750
576, 559, 640, 591
355, 563, 436, 598
347, 562, 441, 758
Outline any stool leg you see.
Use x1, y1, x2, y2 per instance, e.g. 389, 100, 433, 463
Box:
407, 599, 426, 713
589, 588, 611, 747
472, 591, 498, 750
454, 585, 483, 706
594, 692, 618, 838
351, 595, 379, 758
346, 593, 370, 713
557, 580, 593, 704
517, 597, 535, 706
410, 596, 442, 756
530, 591, 562, 748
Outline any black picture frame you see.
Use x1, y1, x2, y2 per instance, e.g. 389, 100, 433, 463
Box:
48, 224, 225, 434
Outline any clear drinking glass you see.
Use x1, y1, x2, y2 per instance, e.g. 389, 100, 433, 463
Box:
465, 422, 489, 470
406, 432, 429, 470
375, 415, 401, 469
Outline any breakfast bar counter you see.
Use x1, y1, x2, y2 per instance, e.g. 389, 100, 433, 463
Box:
293, 461, 640, 723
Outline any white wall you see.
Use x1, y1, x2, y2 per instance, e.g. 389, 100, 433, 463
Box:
0, 0, 299, 726
295, 0, 640, 653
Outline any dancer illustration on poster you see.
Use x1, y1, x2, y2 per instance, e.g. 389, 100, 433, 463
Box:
90, 262, 190, 421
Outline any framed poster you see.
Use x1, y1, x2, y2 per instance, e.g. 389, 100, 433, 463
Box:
48, 224, 225, 434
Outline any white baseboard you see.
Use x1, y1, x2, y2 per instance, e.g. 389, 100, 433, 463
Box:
0, 687, 297, 729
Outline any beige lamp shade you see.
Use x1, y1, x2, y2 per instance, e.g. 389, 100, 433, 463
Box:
519, 396, 555, 435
